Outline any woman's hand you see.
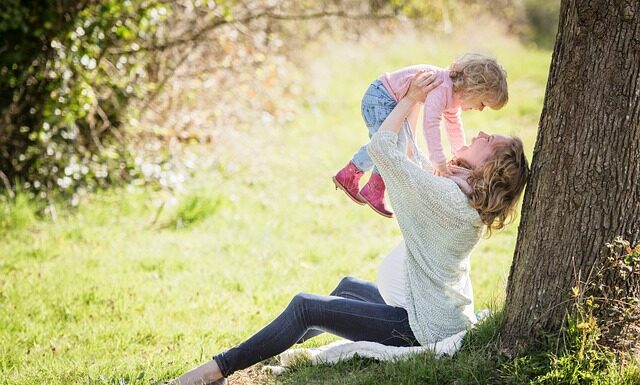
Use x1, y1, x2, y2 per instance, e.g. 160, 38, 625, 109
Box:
406, 71, 442, 104
433, 163, 452, 177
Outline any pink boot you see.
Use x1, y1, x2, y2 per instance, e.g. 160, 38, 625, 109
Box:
332, 162, 366, 205
358, 173, 394, 218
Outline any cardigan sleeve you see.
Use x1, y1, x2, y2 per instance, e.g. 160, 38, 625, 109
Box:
368, 131, 464, 215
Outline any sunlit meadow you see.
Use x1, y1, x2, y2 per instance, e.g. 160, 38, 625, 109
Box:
0, 24, 550, 385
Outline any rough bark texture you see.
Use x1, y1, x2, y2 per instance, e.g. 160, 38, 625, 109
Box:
501, 0, 640, 354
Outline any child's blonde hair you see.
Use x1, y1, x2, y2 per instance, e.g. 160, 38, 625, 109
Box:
449, 53, 508, 110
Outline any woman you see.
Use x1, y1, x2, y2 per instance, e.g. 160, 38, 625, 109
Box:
171, 72, 529, 385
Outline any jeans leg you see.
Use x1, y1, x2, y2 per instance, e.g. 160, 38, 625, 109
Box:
353, 83, 396, 173
329, 276, 386, 303
213, 292, 417, 377
352, 142, 374, 172
296, 276, 386, 343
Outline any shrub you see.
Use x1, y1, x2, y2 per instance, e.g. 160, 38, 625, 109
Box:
1, 0, 168, 200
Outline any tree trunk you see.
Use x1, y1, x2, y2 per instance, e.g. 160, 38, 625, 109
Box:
501, 0, 640, 354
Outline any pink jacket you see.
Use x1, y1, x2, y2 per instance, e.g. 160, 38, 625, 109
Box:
379, 65, 464, 166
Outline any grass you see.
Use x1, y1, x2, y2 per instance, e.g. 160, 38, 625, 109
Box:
1, 23, 611, 385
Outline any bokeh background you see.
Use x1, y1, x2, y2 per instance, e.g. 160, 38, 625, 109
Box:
1, 1, 559, 384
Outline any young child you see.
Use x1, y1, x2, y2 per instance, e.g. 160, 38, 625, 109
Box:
332, 53, 508, 218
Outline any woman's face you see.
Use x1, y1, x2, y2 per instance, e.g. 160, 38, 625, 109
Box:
454, 131, 511, 169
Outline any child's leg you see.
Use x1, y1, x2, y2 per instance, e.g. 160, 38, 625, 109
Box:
352, 81, 398, 173
334, 81, 399, 205
355, 83, 400, 218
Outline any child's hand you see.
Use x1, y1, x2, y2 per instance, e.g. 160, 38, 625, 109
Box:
433, 163, 452, 177
406, 71, 442, 104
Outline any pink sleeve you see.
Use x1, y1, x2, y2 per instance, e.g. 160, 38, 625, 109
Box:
422, 89, 448, 166
443, 108, 465, 154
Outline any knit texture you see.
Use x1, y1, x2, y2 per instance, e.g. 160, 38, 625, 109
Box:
368, 130, 483, 345
262, 310, 492, 376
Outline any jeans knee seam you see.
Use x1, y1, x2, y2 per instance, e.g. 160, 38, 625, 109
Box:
322, 307, 408, 324
334, 290, 370, 302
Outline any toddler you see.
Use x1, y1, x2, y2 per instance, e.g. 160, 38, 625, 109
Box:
332, 53, 508, 218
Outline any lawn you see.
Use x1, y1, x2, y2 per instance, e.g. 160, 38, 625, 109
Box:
0, 25, 551, 385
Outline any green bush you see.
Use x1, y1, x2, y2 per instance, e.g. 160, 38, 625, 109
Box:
0, 0, 168, 199
523, 0, 561, 48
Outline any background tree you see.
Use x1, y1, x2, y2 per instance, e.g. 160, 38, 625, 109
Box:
501, 0, 640, 355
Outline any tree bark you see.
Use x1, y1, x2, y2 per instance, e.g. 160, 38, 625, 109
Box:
501, 0, 640, 354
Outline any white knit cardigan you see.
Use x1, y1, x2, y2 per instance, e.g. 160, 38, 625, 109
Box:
367, 130, 483, 345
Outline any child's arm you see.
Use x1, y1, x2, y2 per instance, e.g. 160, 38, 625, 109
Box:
422, 89, 451, 176
443, 109, 465, 155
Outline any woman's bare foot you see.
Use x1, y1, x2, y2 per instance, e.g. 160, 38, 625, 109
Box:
169, 359, 224, 385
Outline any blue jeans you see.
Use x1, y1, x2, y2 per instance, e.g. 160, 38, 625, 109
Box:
352, 80, 412, 174
213, 276, 418, 377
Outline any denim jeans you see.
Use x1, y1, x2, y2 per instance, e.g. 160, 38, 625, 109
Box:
352, 80, 412, 174
213, 276, 418, 377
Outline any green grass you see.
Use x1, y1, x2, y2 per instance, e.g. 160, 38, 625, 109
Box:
0, 27, 573, 384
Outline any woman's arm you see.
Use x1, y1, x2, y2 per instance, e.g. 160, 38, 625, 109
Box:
405, 105, 420, 159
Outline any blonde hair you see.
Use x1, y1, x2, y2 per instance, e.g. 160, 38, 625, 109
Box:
452, 137, 529, 236
449, 53, 508, 110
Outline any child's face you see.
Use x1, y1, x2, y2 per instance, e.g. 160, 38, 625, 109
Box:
460, 96, 486, 112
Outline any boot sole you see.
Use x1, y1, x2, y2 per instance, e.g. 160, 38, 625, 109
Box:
358, 193, 394, 218
332, 176, 366, 205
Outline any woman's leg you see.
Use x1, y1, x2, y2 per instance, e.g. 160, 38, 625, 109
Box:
296, 276, 386, 343
330, 275, 387, 303
213, 290, 417, 378
173, 277, 411, 383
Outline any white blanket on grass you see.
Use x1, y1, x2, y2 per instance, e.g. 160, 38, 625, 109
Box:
262, 310, 489, 375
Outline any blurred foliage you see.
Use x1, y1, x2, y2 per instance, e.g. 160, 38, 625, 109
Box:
0, 0, 405, 205
378, 0, 560, 47
0, 0, 559, 207
522, 0, 561, 48
455, 0, 560, 48
164, 192, 223, 230
1, 0, 169, 202
0, 193, 36, 231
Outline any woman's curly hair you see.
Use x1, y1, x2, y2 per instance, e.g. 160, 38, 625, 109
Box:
449, 53, 508, 110
452, 137, 529, 236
